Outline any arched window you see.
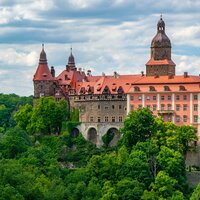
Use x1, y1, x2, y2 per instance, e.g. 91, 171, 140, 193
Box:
103, 86, 110, 94
134, 86, 140, 92
179, 85, 186, 91
164, 85, 170, 91
117, 86, 124, 94
149, 86, 155, 91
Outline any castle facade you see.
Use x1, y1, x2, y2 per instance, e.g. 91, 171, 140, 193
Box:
33, 17, 200, 148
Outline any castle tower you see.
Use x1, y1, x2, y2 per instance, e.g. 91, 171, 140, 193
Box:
66, 47, 76, 71
33, 44, 55, 98
146, 16, 176, 76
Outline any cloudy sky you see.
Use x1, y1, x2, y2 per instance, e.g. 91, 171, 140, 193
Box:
0, 0, 200, 96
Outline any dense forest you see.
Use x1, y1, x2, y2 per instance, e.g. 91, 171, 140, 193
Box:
1, 93, 200, 199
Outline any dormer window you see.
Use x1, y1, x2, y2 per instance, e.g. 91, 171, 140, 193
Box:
42, 73, 47, 77
88, 86, 94, 94
103, 86, 110, 94
117, 86, 124, 94
80, 87, 85, 94
134, 86, 140, 92
149, 86, 155, 91
179, 85, 186, 91
164, 86, 170, 91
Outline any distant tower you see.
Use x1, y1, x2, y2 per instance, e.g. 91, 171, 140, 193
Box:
67, 47, 76, 71
33, 44, 56, 98
146, 16, 176, 76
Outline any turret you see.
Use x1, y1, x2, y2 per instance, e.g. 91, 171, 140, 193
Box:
67, 47, 76, 71
33, 44, 55, 98
146, 16, 176, 76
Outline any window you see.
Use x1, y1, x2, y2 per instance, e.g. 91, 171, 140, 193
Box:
168, 96, 171, 100
176, 95, 180, 100
153, 96, 157, 101
164, 86, 170, 91
138, 105, 142, 109
194, 104, 198, 111
183, 115, 187, 122
138, 96, 142, 101
131, 105, 134, 111
176, 115, 180, 122
146, 96, 150, 100
105, 116, 108, 122
167, 104, 171, 110
105, 106, 109, 109
119, 116, 123, 122
90, 116, 94, 122
153, 105, 157, 111
98, 105, 100, 109
149, 86, 155, 91
117, 86, 124, 94
134, 86, 140, 92
119, 105, 122, 109
98, 117, 101, 122
168, 116, 172, 122
112, 105, 115, 109
179, 85, 185, 91
161, 104, 165, 110
194, 115, 198, 123
183, 104, 187, 111
112, 117, 115, 122
161, 96, 165, 100
130, 95, 134, 101
176, 104, 180, 111
183, 95, 187, 100
103, 86, 110, 94
194, 95, 198, 100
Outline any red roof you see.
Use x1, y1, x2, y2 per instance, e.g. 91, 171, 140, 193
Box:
33, 63, 53, 81
146, 58, 176, 66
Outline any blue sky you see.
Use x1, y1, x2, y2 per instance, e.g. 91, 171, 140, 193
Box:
0, 0, 200, 96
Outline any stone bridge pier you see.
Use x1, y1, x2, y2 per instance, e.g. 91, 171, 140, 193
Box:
76, 122, 123, 147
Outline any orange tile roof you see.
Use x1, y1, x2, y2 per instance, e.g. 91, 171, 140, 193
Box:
33, 63, 54, 81
146, 58, 176, 66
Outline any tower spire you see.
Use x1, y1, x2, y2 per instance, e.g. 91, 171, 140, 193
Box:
39, 43, 47, 64
68, 46, 75, 70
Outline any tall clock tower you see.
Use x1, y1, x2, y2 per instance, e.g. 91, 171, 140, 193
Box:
146, 16, 176, 76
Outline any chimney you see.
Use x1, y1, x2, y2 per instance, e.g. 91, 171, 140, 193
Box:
141, 71, 144, 76
184, 72, 188, 78
51, 66, 55, 77
87, 70, 92, 76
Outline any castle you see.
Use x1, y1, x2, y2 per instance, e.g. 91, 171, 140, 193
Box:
33, 16, 200, 148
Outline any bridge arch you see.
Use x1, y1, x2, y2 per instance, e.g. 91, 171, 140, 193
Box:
87, 127, 97, 144
102, 127, 120, 147
71, 127, 80, 137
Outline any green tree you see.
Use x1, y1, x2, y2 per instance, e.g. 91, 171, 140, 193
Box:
190, 182, 200, 200
142, 171, 184, 200
0, 127, 31, 158
118, 150, 153, 187
14, 104, 33, 133
101, 181, 118, 200
30, 97, 69, 135
116, 178, 144, 200
157, 146, 187, 192
120, 108, 156, 149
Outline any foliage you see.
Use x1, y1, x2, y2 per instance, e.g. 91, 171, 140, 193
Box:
190, 182, 200, 200
0, 96, 199, 199
120, 108, 156, 150
0, 93, 32, 128
14, 97, 69, 135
